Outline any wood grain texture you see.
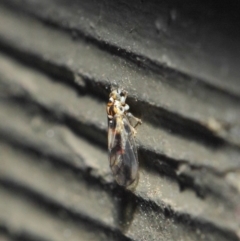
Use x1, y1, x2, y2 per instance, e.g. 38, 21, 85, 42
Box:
0, 1, 239, 241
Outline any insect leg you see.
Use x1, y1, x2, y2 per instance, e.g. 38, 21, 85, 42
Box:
126, 112, 142, 128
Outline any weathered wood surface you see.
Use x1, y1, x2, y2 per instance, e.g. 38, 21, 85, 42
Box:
0, 1, 240, 241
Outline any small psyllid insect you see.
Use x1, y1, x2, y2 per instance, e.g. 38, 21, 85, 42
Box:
106, 88, 142, 187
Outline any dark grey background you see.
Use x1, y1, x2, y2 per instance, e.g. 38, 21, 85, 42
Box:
0, 1, 240, 241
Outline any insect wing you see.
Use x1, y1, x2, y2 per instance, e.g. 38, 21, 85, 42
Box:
108, 115, 139, 186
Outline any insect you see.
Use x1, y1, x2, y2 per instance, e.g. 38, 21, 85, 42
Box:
106, 88, 142, 187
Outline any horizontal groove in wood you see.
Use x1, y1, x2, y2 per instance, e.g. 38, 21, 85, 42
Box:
0, 100, 239, 237
0, 224, 51, 241
0, 227, 12, 241
0, 50, 240, 209
0, 141, 239, 241
0, 142, 117, 228
0, 2, 240, 240
1, 0, 240, 97
0, 5, 239, 147
0, 185, 129, 241
0, 53, 240, 174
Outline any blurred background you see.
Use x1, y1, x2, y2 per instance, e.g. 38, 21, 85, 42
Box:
0, 0, 240, 240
